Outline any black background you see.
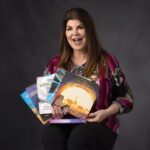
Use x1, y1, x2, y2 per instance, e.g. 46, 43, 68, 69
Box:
0, 0, 150, 150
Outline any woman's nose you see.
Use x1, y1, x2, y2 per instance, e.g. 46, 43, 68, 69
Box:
72, 29, 78, 35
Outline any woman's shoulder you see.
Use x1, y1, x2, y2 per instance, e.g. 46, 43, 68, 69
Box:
46, 55, 60, 67
45, 55, 60, 74
47, 55, 60, 64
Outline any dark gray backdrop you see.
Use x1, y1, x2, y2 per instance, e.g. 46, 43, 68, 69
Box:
0, 0, 150, 150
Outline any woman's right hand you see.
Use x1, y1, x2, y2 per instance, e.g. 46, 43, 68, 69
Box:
52, 105, 69, 119
52, 105, 64, 119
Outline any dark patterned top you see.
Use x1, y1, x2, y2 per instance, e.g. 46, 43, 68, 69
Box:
43, 53, 133, 133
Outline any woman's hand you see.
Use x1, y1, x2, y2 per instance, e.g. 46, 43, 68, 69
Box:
52, 105, 64, 119
87, 109, 109, 123
52, 105, 69, 119
87, 103, 121, 123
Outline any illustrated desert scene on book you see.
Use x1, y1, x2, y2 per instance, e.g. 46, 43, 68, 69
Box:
54, 82, 97, 118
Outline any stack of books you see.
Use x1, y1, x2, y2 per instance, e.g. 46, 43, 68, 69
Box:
20, 68, 99, 125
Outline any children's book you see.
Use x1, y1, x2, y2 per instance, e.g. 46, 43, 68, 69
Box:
25, 84, 39, 112
37, 74, 55, 101
21, 83, 53, 124
47, 68, 66, 103
20, 91, 52, 124
36, 74, 55, 115
52, 71, 100, 119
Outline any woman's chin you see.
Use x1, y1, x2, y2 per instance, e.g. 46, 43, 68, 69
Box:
72, 46, 86, 51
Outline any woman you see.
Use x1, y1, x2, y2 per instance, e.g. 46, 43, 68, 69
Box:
42, 8, 133, 150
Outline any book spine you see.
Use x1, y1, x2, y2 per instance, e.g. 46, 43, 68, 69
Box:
49, 119, 86, 124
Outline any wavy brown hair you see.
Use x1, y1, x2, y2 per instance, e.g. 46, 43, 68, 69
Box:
59, 7, 107, 78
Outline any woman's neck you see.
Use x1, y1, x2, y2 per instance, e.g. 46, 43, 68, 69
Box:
72, 51, 88, 66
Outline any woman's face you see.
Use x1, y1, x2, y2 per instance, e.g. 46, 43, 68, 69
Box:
65, 19, 87, 51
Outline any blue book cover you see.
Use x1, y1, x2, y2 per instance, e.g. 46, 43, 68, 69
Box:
20, 91, 44, 122
25, 84, 39, 112
47, 68, 66, 103
20, 91, 52, 124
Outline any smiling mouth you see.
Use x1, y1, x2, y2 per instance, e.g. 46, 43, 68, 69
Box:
72, 38, 83, 45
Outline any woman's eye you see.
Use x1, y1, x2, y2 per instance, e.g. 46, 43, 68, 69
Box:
66, 27, 72, 31
78, 26, 84, 29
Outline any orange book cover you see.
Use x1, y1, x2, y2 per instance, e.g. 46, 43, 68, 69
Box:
53, 71, 99, 119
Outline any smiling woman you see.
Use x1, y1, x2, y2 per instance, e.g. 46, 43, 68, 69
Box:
42, 7, 133, 150
65, 19, 87, 51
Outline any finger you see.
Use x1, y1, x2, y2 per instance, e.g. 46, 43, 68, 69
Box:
88, 112, 97, 118
87, 117, 98, 122
57, 107, 64, 118
62, 106, 69, 115
53, 106, 63, 118
53, 106, 59, 118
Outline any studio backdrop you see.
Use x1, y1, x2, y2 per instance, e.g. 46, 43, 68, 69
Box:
0, 0, 150, 150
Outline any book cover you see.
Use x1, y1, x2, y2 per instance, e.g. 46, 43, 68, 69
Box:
36, 74, 55, 115
25, 84, 39, 112
53, 71, 100, 119
20, 91, 48, 124
37, 74, 55, 101
47, 68, 66, 103
21, 88, 53, 124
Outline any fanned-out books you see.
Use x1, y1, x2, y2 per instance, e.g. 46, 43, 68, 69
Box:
20, 68, 65, 124
20, 68, 99, 124
20, 73, 55, 124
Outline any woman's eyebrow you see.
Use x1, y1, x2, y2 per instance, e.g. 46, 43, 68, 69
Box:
66, 24, 84, 27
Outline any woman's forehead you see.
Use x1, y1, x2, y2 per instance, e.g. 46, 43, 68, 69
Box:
66, 19, 83, 26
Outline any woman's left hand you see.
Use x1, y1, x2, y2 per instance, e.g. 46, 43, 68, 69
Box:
87, 109, 109, 123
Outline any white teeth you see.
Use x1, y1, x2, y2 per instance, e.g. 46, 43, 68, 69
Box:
72, 37, 82, 45
73, 37, 82, 40
73, 38, 82, 42
73, 40, 82, 45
